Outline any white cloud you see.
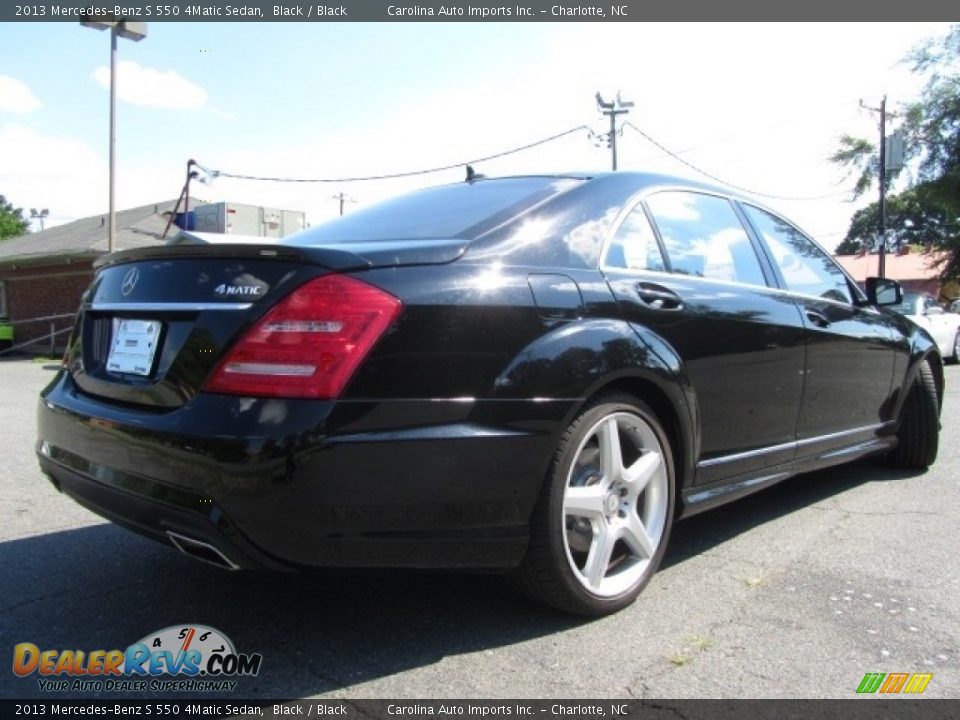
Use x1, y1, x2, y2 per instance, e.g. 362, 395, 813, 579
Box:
0, 75, 41, 114
0, 123, 106, 226
92, 60, 207, 110
0, 121, 208, 229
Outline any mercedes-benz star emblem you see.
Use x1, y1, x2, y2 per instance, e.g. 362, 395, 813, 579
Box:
120, 267, 140, 297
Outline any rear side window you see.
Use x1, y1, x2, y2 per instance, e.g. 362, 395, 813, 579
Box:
742, 204, 853, 304
604, 206, 666, 272
285, 177, 582, 245
645, 191, 767, 286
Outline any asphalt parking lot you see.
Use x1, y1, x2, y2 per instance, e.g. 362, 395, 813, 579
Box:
1, 357, 957, 700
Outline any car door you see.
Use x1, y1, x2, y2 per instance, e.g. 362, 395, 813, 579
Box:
739, 203, 902, 458
602, 190, 807, 485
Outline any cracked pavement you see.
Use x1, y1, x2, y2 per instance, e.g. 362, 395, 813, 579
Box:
1, 358, 957, 699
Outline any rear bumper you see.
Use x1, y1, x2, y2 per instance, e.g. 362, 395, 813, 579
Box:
38, 448, 284, 571
37, 371, 573, 571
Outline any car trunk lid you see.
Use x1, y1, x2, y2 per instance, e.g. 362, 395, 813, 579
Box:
66, 240, 466, 408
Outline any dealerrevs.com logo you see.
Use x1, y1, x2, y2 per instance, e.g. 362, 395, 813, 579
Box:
12, 625, 262, 693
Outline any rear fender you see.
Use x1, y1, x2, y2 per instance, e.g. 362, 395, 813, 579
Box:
492, 318, 697, 492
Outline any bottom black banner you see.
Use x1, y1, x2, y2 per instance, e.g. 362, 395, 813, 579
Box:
2, 700, 959, 720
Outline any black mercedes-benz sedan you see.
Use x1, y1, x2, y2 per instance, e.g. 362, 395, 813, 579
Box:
37, 172, 942, 615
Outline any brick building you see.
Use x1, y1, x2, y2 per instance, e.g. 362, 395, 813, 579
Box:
835, 249, 958, 301
0, 200, 183, 353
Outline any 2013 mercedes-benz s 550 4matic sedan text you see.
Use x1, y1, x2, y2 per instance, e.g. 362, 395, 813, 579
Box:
37, 172, 943, 615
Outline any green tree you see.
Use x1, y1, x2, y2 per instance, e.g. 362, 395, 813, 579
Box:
835, 185, 958, 254
831, 25, 960, 274
905, 25, 960, 206
0, 195, 29, 240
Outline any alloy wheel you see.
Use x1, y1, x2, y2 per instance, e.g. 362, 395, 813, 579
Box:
561, 411, 669, 597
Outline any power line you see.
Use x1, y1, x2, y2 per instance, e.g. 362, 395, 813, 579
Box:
194, 119, 852, 205
200, 126, 590, 184
621, 122, 850, 202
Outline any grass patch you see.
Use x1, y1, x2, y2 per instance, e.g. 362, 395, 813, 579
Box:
666, 634, 714, 668
689, 635, 714, 651
743, 568, 771, 588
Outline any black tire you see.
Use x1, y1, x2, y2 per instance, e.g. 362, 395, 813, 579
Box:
888, 361, 940, 469
509, 393, 675, 616
950, 331, 960, 365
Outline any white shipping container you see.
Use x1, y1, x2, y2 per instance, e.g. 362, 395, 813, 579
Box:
192, 202, 305, 238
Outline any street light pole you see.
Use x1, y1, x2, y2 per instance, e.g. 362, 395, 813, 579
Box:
80, 16, 147, 253
109, 26, 117, 252
30, 208, 49, 231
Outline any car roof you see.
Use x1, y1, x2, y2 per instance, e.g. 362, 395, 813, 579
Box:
475, 170, 734, 193
469, 170, 768, 209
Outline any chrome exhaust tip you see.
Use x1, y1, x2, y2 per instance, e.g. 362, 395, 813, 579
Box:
167, 531, 241, 571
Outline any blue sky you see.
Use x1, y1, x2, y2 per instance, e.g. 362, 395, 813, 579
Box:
0, 22, 952, 248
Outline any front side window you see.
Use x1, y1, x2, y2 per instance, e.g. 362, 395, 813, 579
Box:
645, 191, 767, 286
742, 204, 853, 305
604, 206, 666, 272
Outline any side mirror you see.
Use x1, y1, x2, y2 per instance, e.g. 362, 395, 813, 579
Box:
865, 277, 902, 306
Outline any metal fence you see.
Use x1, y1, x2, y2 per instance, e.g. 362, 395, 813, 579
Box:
0, 313, 76, 357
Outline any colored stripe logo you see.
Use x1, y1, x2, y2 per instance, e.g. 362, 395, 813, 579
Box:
857, 672, 932, 694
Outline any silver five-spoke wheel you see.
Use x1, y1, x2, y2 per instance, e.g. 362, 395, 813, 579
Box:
562, 411, 669, 597
510, 393, 675, 616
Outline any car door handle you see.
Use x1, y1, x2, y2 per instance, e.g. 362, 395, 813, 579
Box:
636, 283, 683, 311
806, 308, 831, 328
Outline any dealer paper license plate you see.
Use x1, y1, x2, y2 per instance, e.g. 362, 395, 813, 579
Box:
106, 319, 161, 376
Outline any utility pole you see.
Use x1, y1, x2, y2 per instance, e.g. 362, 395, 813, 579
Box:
161, 159, 199, 239
595, 92, 633, 171
332, 192, 355, 216
879, 96, 888, 278
860, 96, 897, 278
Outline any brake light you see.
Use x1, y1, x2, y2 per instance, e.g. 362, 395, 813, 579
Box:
204, 274, 402, 399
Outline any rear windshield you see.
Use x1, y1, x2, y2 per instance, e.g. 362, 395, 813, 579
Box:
285, 177, 582, 245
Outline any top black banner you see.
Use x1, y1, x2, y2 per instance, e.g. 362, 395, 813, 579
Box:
3, 0, 957, 22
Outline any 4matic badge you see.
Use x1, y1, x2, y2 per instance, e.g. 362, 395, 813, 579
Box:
12, 624, 262, 693
214, 283, 264, 298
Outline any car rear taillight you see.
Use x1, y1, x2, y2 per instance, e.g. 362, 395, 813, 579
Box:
203, 274, 402, 399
